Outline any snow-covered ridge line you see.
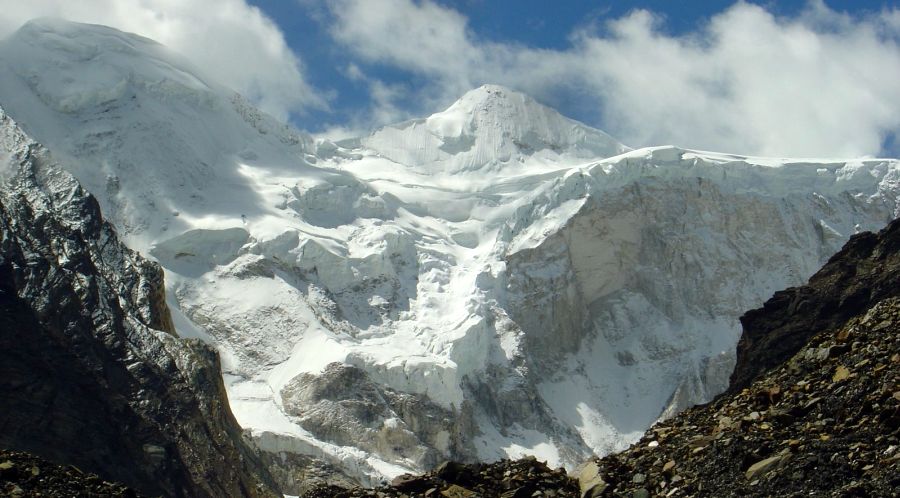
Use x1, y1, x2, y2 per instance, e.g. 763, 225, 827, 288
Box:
1, 18, 898, 489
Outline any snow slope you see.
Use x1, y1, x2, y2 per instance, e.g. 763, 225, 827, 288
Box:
2, 19, 899, 487
0, 18, 321, 251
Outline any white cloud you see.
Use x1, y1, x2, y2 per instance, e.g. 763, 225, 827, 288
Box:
325, 0, 900, 157
312, 68, 414, 142
329, 0, 474, 82
2, 0, 897, 156
0, 0, 324, 121
572, 2, 900, 157
323, 0, 505, 123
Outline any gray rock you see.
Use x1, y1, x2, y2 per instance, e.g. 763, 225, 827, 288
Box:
280, 362, 475, 470
577, 460, 607, 498
745, 455, 788, 480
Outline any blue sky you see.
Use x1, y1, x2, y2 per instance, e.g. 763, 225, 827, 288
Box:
244, 0, 900, 156
243, 1, 890, 118
1, 1, 899, 156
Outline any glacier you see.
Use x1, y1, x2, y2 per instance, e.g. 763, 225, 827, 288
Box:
1, 18, 899, 488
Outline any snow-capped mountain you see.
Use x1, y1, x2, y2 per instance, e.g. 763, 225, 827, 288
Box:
344, 84, 628, 175
0, 18, 319, 251
2, 19, 899, 490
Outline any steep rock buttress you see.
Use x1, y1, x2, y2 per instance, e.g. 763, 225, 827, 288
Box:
0, 107, 279, 497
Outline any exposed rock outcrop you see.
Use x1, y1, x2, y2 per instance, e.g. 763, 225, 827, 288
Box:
0, 107, 279, 497
280, 363, 475, 471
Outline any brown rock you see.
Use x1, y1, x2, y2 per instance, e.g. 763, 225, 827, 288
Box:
833, 365, 851, 382
745, 455, 788, 480
441, 484, 477, 497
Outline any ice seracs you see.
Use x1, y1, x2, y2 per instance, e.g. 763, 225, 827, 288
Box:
1, 19, 899, 490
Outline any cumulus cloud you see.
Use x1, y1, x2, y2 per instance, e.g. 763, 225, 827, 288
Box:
0, 0, 324, 121
572, 3, 900, 157
320, 0, 503, 126
2, 0, 897, 156
324, 0, 900, 157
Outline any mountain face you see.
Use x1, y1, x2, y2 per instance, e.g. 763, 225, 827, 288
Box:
0, 18, 318, 251
322, 220, 900, 497
2, 19, 900, 489
0, 107, 279, 497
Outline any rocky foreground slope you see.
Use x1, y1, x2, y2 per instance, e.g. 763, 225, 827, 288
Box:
0, 449, 147, 498
0, 107, 279, 497
308, 219, 900, 497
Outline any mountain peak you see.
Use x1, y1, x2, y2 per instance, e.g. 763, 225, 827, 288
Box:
16, 16, 153, 43
445, 84, 533, 113
426, 84, 550, 137
359, 84, 629, 174
0, 19, 315, 250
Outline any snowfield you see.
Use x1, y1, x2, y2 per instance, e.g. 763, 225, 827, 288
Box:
2, 18, 899, 484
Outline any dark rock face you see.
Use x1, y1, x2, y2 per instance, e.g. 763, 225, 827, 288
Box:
580, 296, 900, 497
0, 107, 279, 497
731, 217, 900, 390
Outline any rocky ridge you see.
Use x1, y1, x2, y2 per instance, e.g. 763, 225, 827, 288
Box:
0, 106, 279, 497
732, 215, 900, 390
